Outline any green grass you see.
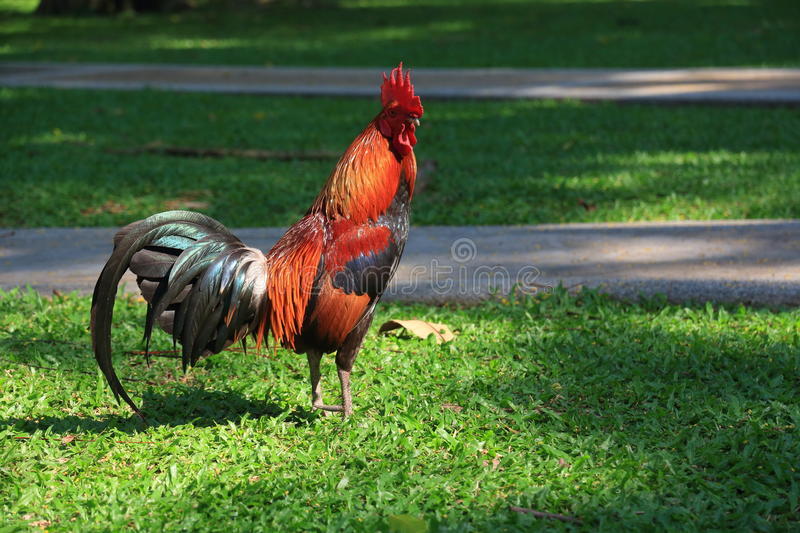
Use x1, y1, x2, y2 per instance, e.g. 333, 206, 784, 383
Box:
1, 288, 798, 531
2, 87, 800, 227
1, 0, 799, 68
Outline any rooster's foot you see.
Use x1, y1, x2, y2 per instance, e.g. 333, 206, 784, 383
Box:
312, 402, 343, 415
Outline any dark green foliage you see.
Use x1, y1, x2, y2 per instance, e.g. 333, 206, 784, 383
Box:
2, 0, 799, 67
2, 288, 799, 531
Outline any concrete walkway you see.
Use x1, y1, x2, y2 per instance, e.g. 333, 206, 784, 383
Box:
2, 220, 799, 306
2, 62, 800, 104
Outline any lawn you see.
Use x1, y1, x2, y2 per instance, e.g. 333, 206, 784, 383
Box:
1, 288, 798, 531
2, 2, 799, 531
2, 87, 799, 227
1, 0, 799, 68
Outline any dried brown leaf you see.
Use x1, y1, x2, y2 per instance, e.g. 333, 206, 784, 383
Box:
378, 319, 455, 344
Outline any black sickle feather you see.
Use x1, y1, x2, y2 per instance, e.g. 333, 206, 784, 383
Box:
178, 254, 226, 370
146, 238, 239, 351
92, 213, 224, 416
90, 210, 269, 416
178, 248, 267, 369
130, 249, 178, 279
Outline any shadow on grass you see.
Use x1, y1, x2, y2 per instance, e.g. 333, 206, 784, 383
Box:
451, 295, 798, 411
1, 386, 319, 436
0, 331, 320, 434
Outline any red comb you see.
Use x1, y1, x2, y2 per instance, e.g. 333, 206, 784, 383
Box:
381, 62, 423, 116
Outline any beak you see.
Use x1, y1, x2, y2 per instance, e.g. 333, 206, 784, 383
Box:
412, 118, 420, 127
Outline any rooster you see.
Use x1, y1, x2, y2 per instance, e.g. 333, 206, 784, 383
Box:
91, 63, 423, 418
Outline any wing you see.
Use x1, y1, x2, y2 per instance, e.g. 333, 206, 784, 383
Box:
294, 220, 400, 353
91, 210, 269, 416
325, 219, 398, 298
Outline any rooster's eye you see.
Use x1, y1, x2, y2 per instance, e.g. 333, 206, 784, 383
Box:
389, 110, 396, 117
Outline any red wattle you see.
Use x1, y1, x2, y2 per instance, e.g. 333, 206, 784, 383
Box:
379, 119, 416, 157
391, 125, 412, 157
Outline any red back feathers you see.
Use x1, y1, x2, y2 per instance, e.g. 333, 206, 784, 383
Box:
381, 62, 424, 116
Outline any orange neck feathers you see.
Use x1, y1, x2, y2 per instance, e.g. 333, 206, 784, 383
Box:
311, 117, 416, 224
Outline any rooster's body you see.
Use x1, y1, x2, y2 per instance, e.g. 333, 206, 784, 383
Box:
91, 64, 424, 417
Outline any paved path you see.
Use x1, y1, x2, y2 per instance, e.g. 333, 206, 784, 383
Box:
2, 220, 799, 306
2, 62, 800, 104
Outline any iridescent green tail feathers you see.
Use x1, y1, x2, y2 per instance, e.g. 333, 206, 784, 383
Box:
90, 210, 270, 417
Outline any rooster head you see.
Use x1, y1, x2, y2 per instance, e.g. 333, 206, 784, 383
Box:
378, 62, 424, 157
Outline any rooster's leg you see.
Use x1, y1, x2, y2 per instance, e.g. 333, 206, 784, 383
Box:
306, 350, 343, 414
337, 367, 353, 417
332, 308, 376, 418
